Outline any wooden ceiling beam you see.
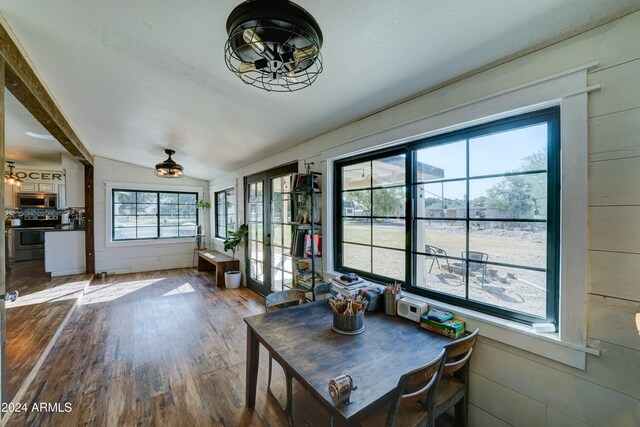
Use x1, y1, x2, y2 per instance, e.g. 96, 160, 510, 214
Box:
0, 20, 93, 165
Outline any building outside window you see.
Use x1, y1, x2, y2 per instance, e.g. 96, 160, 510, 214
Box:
112, 190, 198, 240
215, 187, 236, 239
335, 107, 560, 325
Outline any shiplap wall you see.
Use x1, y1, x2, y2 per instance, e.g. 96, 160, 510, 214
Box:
94, 156, 209, 274
210, 11, 640, 426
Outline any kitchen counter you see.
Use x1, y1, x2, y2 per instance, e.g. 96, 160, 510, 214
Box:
6, 225, 85, 231
44, 230, 85, 276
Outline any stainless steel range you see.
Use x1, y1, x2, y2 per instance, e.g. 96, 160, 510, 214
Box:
14, 214, 59, 261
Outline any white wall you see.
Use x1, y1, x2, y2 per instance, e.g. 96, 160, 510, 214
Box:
211, 11, 640, 426
94, 156, 209, 274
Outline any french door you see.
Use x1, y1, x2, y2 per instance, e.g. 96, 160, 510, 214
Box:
245, 163, 297, 296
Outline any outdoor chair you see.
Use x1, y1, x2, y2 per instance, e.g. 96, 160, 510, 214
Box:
461, 251, 489, 286
434, 329, 480, 426
264, 289, 307, 425
425, 245, 451, 273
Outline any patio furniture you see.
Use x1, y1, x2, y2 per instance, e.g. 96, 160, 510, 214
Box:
425, 245, 451, 273
461, 251, 489, 286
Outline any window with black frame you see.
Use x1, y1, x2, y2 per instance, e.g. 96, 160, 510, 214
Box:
335, 107, 560, 324
112, 190, 198, 241
337, 152, 407, 282
215, 188, 236, 239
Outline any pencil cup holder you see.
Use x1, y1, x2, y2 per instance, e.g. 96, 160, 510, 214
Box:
384, 294, 399, 315
333, 312, 364, 333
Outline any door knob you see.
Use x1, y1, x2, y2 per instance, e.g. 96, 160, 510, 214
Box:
1, 290, 19, 303
265, 233, 271, 246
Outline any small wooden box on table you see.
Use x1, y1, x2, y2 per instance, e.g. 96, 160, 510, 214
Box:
197, 250, 239, 286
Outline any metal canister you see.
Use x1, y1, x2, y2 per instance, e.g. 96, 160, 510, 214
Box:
328, 374, 357, 406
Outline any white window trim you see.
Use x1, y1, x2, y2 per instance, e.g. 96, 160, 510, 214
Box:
105, 181, 204, 248
322, 63, 599, 369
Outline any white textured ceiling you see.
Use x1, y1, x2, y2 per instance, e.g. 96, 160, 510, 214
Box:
4, 89, 66, 168
1, 0, 638, 180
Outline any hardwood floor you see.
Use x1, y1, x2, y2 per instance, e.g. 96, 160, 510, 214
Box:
5, 260, 92, 403
5, 268, 331, 426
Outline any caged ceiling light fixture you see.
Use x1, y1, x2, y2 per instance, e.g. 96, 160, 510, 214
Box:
4, 161, 23, 187
224, 0, 323, 92
154, 149, 184, 178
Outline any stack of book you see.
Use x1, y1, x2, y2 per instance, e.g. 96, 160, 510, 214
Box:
330, 277, 375, 298
294, 259, 323, 289
419, 308, 466, 338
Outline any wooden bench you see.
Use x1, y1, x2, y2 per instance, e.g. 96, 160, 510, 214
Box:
197, 251, 240, 286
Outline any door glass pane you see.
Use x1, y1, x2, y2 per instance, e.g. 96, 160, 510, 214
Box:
248, 182, 263, 283
271, 174, 294, 291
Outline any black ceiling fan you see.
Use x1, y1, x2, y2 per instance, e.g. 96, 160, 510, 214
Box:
224, 0, 323, 92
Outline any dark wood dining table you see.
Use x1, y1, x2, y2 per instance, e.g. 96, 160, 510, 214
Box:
244, 300, 452, 426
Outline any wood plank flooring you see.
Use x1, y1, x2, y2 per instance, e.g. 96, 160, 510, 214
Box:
5, 260, 92, 403
5, 268, 331, 426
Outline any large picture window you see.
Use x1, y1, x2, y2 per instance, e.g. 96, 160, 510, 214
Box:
335, 108, 560, 324
112, 190, 198, 241
215, 188, 236, 239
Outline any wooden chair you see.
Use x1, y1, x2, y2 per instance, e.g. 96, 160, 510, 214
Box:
312, 282, 331, 300
434, 328, 480, 426
362, 349, 446, 427
264, 289, 306, 425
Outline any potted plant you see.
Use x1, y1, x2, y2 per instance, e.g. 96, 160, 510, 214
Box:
223, 224, 248, 289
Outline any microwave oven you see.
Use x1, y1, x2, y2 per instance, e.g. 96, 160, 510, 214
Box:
17, 192, 57, 209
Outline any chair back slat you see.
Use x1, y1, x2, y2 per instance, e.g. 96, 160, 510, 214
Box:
313, 282, 331, 298
265, 289, 306, 312
442, 329, 479, 375
385, 349, 446, 426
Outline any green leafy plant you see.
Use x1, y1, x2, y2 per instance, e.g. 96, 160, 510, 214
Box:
223, 224, 248, 261
196, 200, 211, 209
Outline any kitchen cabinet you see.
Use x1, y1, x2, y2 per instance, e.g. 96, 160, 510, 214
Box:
64, 169, 85, 207
44, 231, 85, 276
38, 183, 56, 193
57, 184, 67, 209
20, 182, 38, 192
19, 183, 57, 193
4, 184, 16, 208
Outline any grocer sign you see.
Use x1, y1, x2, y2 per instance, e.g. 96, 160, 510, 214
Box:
6, 169, 65, 182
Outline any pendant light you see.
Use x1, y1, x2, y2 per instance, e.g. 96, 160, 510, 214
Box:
154, 149, 184, 178
224, 0, 323, 92
5, 161, 23, 187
